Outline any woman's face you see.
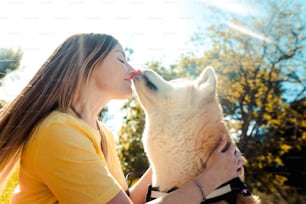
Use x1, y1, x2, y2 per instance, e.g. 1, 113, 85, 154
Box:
90, 43, 135, 100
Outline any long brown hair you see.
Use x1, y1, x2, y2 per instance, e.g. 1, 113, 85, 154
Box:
0, 33, 118, 193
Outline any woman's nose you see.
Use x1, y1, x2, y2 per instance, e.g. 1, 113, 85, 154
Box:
127, 63, 135, 72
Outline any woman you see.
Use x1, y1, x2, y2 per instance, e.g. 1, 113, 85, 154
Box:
0, 33, 242, 203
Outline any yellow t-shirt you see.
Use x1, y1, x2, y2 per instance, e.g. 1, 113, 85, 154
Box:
11, 111, 127, 204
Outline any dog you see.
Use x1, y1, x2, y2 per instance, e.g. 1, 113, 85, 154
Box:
133, 67, 260, 204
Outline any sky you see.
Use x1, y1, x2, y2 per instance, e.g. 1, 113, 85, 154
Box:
0, 0, 303, 133
0, 0, 267, 99
0, 0, 203, 84
0, 0, 215, 132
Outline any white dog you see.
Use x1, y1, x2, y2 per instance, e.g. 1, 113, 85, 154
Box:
133, 67, 260, 204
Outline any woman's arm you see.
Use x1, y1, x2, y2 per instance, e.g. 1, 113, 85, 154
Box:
129, 168, 153, 204
107, 169, 152, 204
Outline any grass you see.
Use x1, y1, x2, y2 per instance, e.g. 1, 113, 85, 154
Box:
0, 170, 18, 204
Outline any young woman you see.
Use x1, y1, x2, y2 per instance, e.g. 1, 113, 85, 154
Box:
0, 33, 242, 203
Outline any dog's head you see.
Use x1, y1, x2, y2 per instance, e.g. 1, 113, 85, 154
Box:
133, 66, 221, 121
133, 66, 230, 157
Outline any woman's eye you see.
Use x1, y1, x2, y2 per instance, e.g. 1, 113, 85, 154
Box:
118, 58, 125, 64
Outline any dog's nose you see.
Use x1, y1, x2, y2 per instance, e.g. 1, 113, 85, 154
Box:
131, 70, 142, 80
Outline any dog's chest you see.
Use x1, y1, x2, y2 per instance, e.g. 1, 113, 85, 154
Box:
143, 124, 201, 169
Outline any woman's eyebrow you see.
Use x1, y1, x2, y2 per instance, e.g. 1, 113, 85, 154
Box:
115, 50, 126, 58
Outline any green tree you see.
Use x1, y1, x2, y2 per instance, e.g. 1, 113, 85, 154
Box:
0, 99, 5, 109
0, 48, 23, 85
0, 48, 23, 109
117, 96, 148, 182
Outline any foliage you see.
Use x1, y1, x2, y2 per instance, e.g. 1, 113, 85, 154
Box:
117, 96, 149, 179
187, 0, 306, 202
0, 48, 23, 84
0, 169, 18, 204
0, 100, 6, 109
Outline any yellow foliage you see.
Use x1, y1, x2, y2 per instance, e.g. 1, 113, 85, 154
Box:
263, 114, 272, 121
274, 157, 284, 166
299, 131, 306, 143
300, 120, 306, 128
0, 169, 18, 203
273, 175, 288, 186
244, 95, 250, 103
279, 144, 292, 155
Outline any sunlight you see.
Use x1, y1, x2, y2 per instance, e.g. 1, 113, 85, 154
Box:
201, 0, 260, 16
200, 0, 273, 43
0, 0, 191, 102
228, 21, 273, 43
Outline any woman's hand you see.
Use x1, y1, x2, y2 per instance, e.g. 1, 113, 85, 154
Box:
200, 135, 243, 192
207, 135, 243, 185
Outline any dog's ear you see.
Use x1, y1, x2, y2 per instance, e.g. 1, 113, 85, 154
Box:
196, 66, 217, 94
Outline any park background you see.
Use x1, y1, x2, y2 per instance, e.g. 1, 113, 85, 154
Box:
0, 0, 305, 203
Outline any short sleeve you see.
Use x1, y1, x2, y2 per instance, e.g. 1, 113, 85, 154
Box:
32, 120, 121, 203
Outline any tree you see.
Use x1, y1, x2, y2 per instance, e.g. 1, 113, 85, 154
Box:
0, 48, 23, 85
262, 98, 306, 203
182, 1, 306, 202
0, 99, 5, 109
0, 48, 23, 108
117, 96, 148, 181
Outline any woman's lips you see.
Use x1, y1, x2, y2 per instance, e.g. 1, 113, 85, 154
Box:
130, 70, 142, 80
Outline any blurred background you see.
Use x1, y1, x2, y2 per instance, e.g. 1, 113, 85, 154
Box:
0, 0, 305, 203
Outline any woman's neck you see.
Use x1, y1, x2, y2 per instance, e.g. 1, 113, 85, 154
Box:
71, 102, 102, 130
71, 84, 110, 129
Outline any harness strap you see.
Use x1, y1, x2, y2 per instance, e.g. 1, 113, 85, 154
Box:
203, 177, 251, 204
146, 177, 252, 204
146, 185, 177, 201
206, 183, 232, 199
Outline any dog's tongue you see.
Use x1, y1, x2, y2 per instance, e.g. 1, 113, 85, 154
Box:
130, 70, 142, 80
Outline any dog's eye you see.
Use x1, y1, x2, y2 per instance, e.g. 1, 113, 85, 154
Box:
143, 75, 158, 91
147, 80, 158, 91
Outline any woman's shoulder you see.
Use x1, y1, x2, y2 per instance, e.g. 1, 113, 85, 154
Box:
29, 110, 99, 147
36, 110, 96, 134
39, 110, 81, 128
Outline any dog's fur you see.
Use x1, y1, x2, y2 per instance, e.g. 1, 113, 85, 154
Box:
133, 67, 260, 204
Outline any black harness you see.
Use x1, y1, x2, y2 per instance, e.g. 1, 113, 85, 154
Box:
146, 177, 252, 204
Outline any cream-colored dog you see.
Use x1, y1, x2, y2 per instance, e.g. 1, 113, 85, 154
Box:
133, 67, 260, 204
